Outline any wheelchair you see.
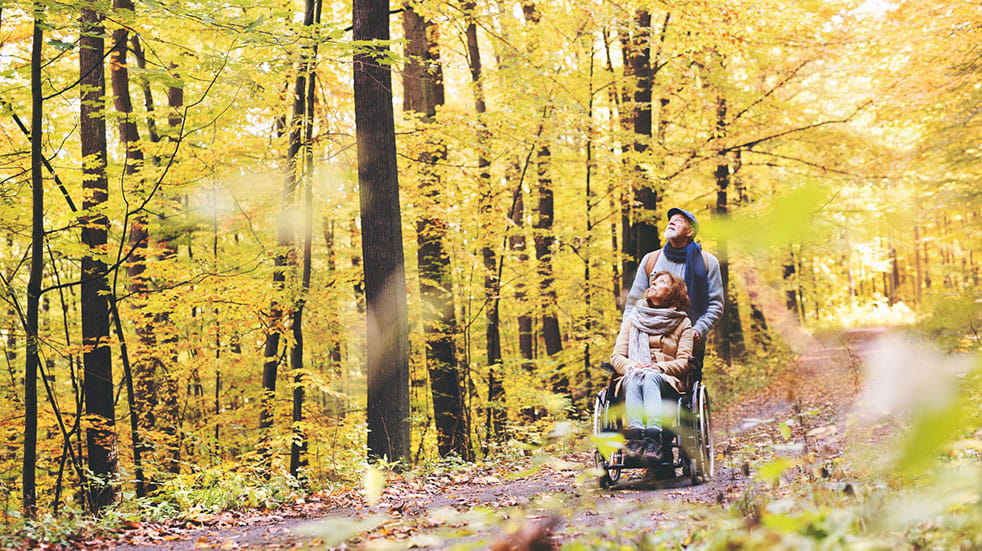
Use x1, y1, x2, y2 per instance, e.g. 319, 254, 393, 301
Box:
592, 361, 714, 488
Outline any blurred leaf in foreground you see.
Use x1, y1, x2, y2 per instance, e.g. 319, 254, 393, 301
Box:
292, 514, 387, 546
699, 182, 834, 253
364, 466, 385, 506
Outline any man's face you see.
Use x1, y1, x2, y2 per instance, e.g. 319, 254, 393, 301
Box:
664, 214, 694, 242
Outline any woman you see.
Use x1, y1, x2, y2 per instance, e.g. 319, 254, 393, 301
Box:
610, 271, 694, 462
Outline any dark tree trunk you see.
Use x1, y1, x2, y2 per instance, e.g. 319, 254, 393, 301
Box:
156, 65, 183, 474
581, 46, 597, 414
601, 30, 623, 306
784, 251, 801, 320
79, 3, 118, 513
463, 4, 505, 444
532, 143, 567, 396
713, 95, 745, 364
354, 0, 411, 463
260, 63, 307, 463
403, 4, 470, 459
621, 11, 660, 292
109, 0, 151, 496
510, 176, 534, 422
322, 219, 346, 417
520, 0, 566, 401
23, 4, 44, 518
289, 0, 322, 479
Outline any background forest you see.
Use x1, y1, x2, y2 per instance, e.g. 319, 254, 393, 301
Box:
0, 0, 979, 539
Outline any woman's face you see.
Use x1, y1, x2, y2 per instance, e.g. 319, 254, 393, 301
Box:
645, 274, 672, 305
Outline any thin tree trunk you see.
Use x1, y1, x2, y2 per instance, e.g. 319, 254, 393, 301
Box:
784, 253, 799, 318
601, 29, 623, 306
520, 1, 566, 399
79, 2, 118, 512
109, 0, 151, 495
620, 11, 660, 290
288, 0, 321, 481
321, 219, 346, 417
22, 3, 44, 518
581, 42, 597, 414
403, 4, 470, 459
354, 0, 411, 463
713, 95, 745, 363
155, 66, 183, 474
533, 142, 566, 395
463, 4, 505, 446
259, 89, 299, 464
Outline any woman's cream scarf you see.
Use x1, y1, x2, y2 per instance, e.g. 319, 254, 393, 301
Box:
627, 300, 687, 366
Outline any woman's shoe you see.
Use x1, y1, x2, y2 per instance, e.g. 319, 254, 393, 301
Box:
642, 438, 663, 463
625, 439, 645, 458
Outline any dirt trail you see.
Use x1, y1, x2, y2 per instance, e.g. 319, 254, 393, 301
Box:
103, 330, 877, 550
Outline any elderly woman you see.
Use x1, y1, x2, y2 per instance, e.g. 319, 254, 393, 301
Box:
610, 271, 694, 462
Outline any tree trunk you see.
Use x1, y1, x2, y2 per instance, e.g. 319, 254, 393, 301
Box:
621, 11, 659, 291
156, 65, 183, 474
322, 218, 346, 417
581, 45, 597, 414
713, 95, 745, 363
287, 0, 321, 479
354, 0, 411, 463
259, 72, 306, 463
463, 4, 505, 445
601, 30, 623, 306
79, 3, 118, 512
109, 0, 151, 496
22, 4, 44, 518
513, 180, 534, 370
403, 3, 470, 460
533, 142, 567, 396
520, 1, 566, 401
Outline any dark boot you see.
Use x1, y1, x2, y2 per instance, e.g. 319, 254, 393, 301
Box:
661, 431, 674, 463
652, 431, 676, 479
623, 428, 644, 458
641, 429, 663, 463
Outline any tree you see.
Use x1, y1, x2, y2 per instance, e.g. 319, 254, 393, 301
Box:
109, 0, 151, 496
22, 0, 45, 518
79, 1, 118, 512
620, 10, 660, 292
521, 0, 566, 401
712, 91, 746, 364
402, 1, 471, 459
289, 0, 324, 478
354, 0, 411, 463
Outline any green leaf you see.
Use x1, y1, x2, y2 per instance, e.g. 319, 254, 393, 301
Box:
779, 420, 793, 441
756, 457, 797, 484
701, 182, 834, 252
895, 358, 981, 476
590, 432, 625, 459
48, 39, 76, 52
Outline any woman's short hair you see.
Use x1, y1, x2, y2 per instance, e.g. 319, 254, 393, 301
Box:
650, 271, 690, 311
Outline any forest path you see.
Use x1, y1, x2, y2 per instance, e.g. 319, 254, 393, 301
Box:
103, 329, 880, 551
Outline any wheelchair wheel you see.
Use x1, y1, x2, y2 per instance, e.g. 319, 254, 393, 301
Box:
593, 390, 622, 488
692, 382, 715, 482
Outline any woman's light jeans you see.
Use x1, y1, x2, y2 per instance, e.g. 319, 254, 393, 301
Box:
624, 369, 675, 430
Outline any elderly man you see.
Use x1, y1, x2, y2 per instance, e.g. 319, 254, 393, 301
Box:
622, 207, 724, 371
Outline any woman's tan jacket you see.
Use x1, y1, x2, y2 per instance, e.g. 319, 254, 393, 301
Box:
609, 311, 695, 394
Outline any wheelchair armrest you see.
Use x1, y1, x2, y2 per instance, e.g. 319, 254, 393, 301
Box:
599, 361, 615, 373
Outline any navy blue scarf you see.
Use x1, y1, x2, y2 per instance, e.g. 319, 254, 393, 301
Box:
663, 241, 708, 322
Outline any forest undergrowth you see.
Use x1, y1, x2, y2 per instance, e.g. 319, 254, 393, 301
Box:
3, 328, 977, 551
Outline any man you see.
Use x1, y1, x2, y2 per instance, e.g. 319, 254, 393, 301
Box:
622, 207, 724, 371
